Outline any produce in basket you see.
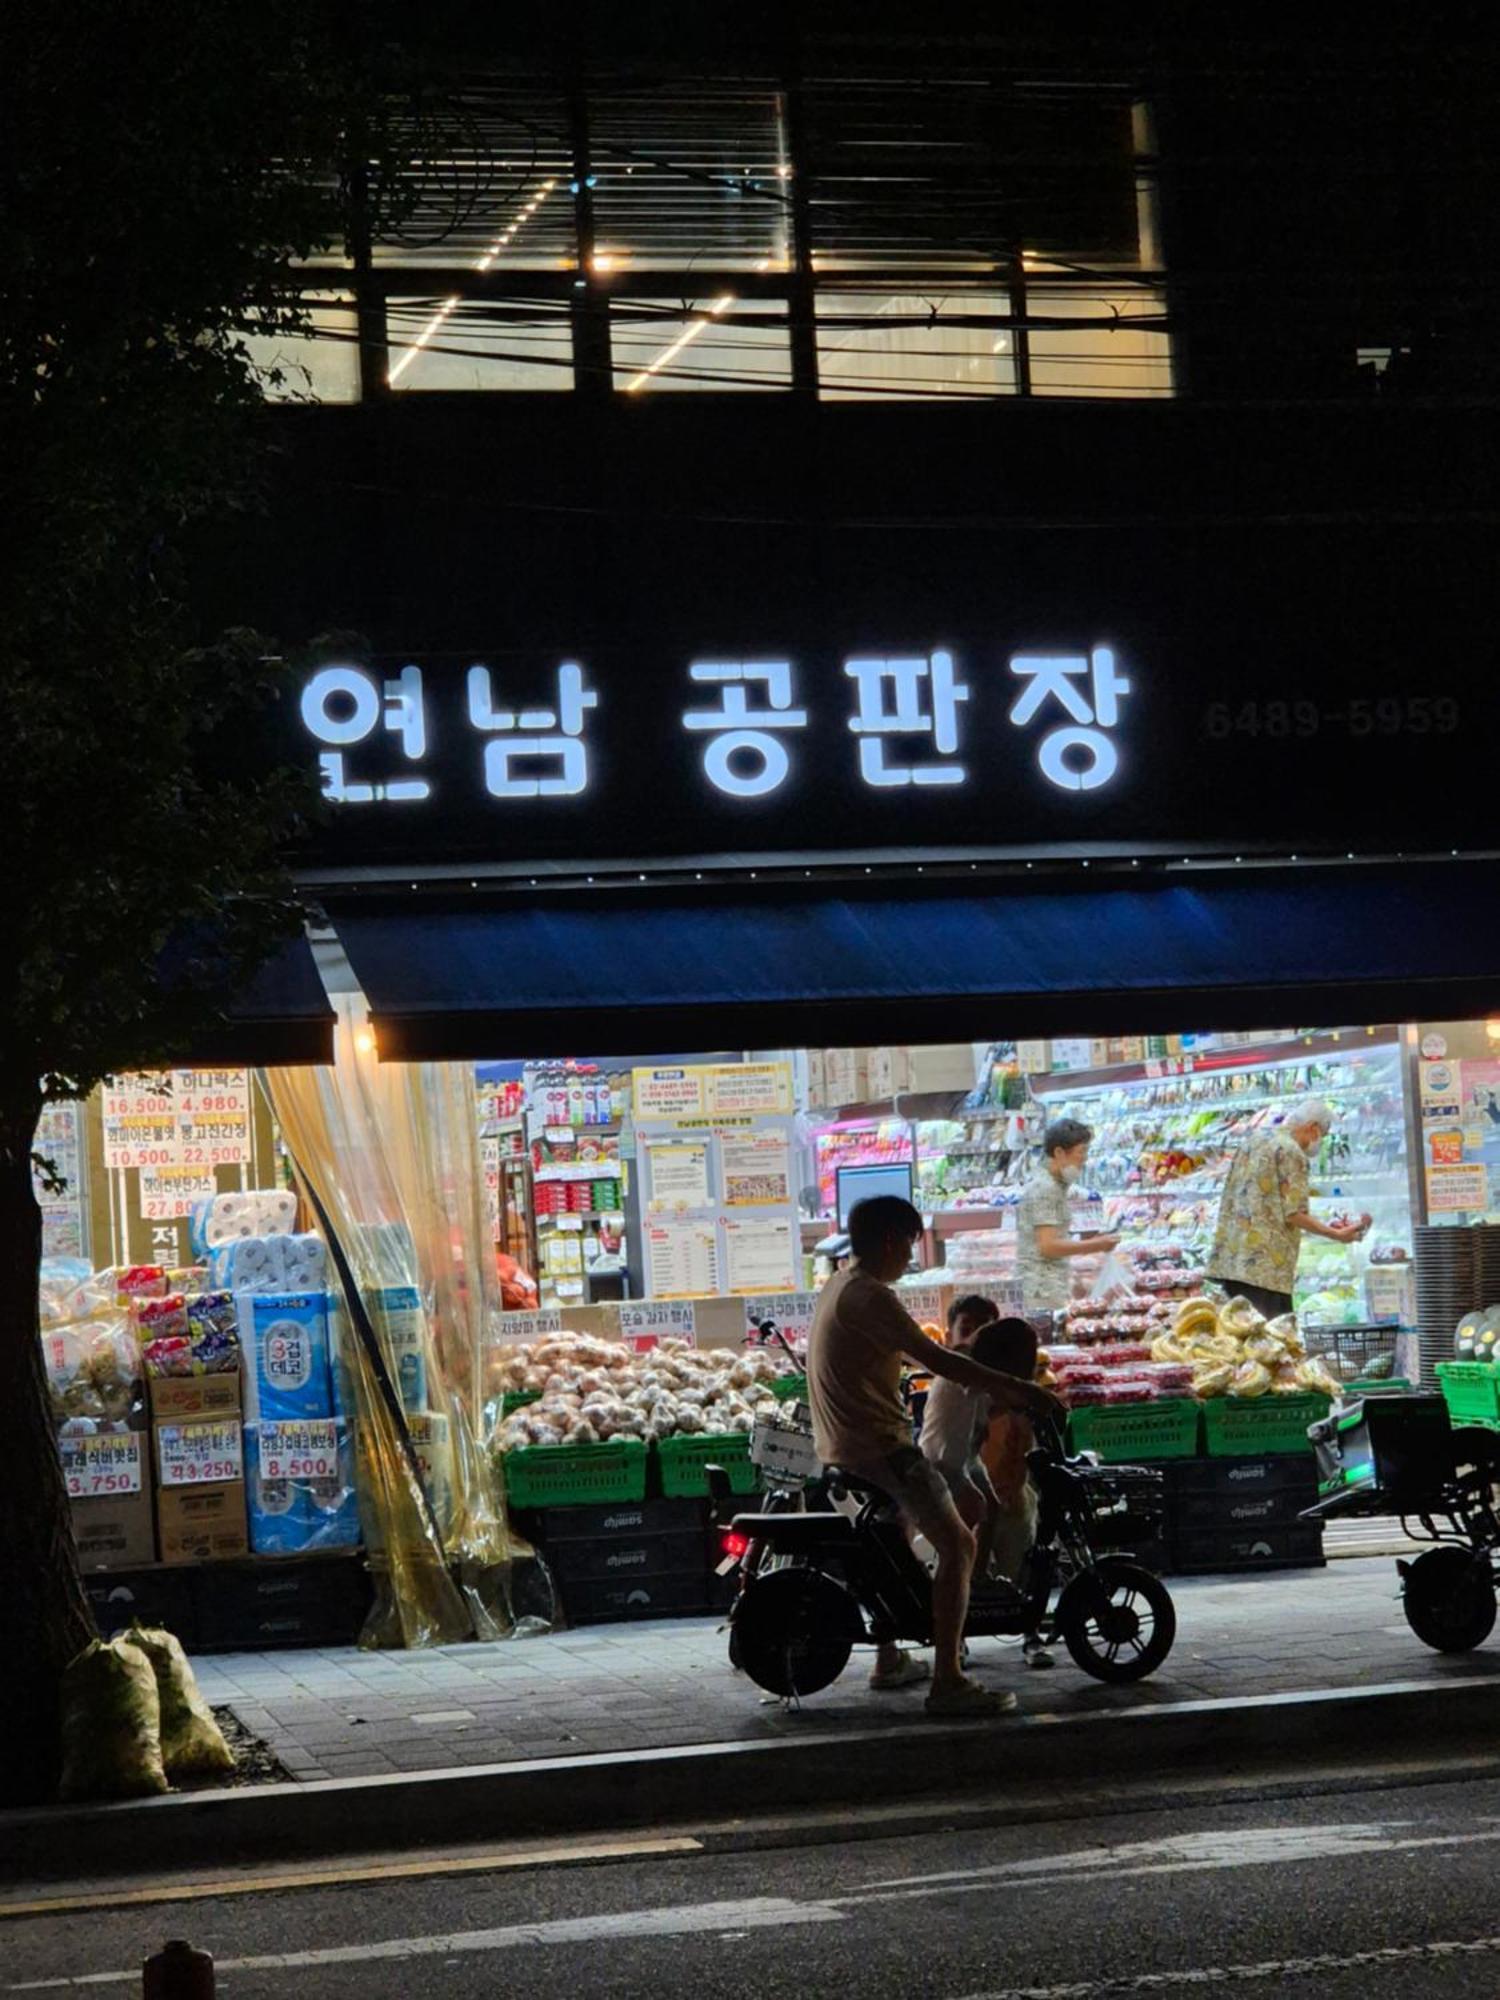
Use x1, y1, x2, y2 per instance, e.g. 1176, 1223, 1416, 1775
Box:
486, 1334, 790, 1453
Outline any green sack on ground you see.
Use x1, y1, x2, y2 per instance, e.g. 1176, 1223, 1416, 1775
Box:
57, 1637, 169, 1801
128, 1623, 235, 1779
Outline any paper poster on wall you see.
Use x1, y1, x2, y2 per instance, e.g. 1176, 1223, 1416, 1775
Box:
633, 1068, 706, 1120
646, 1141, 712, 1211
722, 1214, 799, 1295
1428, 1163, 1490, 1213
721, 1129, 792, 1207
705, 1063, 794, 1117
33, 1101, 86, 1260
644, 1219, 720, 1299
1419, 1059, 1463, 1125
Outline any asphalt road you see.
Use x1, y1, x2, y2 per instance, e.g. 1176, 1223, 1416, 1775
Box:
12, 1776, 1500, 1998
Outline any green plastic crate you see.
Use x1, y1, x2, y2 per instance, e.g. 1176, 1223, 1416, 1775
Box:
655, 1431, 760, 1497
500, 1388, 542, 1416
1202, 1392, 1331, 1457
769, 1374, 807, 1403
498, 1437, 648, 1508
1067, 1398, 1201, 1463
1437, 1362, 1500, 1428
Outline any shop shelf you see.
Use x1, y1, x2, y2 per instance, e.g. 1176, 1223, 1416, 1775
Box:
1201, 1392, 1332, 1458
1067, 1397, 1201, 1463
1436, 1362, 1500, 1429
498, 1437, 648, 1508
655, 1431, 760, 1498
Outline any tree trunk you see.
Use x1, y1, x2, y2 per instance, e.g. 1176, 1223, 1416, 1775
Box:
0, 1097, 95, 1806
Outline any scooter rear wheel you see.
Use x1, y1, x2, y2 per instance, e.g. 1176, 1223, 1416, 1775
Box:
1402, 1546, 1497, 1653
1058, 1558, 1177, 1683
732, 1564, 861, 1697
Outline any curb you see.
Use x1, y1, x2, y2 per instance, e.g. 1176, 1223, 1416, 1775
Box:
6, 1675, 1499, 1884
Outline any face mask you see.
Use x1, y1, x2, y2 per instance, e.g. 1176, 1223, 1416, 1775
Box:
1058, 1164, 1082, 1186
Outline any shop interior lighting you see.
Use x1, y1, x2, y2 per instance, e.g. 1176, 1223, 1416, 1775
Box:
623, 258, 773, 393
387, 179, 559, 384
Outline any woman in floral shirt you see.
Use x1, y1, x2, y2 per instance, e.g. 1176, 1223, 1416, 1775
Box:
1207, 1097, 1369, 1318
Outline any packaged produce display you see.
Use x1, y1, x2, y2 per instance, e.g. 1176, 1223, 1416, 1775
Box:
1032, 1033, 1412, 1328
486, 1334, 797, 1452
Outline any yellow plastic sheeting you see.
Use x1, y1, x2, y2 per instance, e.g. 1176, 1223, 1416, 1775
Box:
264, 999, 522, 1649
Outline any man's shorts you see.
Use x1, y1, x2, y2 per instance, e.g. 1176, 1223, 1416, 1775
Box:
929, 1452, 1000, 1517
841, 1444, 964, 1545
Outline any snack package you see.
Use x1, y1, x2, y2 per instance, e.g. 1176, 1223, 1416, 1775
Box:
134, 1294, 189, 1342
57, 1638, 169, 1801
185, 1292, 240, 1373
115, 1267, 168, 1303
126, 1625, 235, 1778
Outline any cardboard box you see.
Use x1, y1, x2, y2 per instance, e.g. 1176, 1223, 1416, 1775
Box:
69, 1486, 156, 1571
904, 1044, 978, 1094
805, 1047, 827, 1108
823, 1048, 870, 1106
867, 1047, 914, 1099
157, 1480, 248, 1565
147, 1369, 242, 1421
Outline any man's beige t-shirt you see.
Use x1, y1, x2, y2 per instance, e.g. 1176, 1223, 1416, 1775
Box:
807, 1263, 921, 1467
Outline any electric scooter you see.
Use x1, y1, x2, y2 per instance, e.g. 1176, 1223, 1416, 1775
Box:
715, 1415, 1176, 1695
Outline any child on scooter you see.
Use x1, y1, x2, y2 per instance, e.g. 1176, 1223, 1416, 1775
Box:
922, 1317, 1054, 1669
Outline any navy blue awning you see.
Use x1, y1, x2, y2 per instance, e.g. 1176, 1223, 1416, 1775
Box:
161, 931, 334, 1067
328, 864, 1500, 1062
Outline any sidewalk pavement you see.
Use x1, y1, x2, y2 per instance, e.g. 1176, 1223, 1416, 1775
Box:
191, 1556, 1500, 1786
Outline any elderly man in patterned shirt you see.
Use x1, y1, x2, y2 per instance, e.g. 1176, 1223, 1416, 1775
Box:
1207, 1096, 1370, 1320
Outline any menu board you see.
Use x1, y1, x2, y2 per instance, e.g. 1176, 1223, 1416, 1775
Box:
722, 1214, 800, 1295
644, 1218, 721, 1298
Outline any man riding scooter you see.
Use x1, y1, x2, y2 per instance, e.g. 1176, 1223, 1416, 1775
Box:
806, 1194, 1064, 1717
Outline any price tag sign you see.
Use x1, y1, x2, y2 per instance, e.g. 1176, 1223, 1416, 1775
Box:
742, 1292, 820, 1343
258, 1419, 339, 1483
617, 1300, 698, 1350
494, 1308, 564, 1346
158, 1419, 243, 1486
61, 1434, 144, 1499
898, 1284, 948, 1328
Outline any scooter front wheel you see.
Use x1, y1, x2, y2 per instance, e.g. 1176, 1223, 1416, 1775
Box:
1402, 1546, 1497, 1652
1058, 1558, 1177, 1683
731, 1564, 862, 1697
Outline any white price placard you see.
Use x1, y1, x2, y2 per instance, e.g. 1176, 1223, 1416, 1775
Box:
494, 1308, 564, 1345
898, 1284, 948, 1327
157, 1419, 243, 1487
741, 1292, 820, 1342
617, 1300, 698, 1349
258, 1419, 339, 1483
61, 1433, 144, 1499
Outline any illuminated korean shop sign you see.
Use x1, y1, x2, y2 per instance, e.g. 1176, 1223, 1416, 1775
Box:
299, 644, 1131, 807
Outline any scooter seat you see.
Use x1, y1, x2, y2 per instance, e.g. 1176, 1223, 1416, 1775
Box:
730, 1511, 856, 1544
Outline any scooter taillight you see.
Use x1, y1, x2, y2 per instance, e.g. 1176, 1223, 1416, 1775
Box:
720, 1530, 750, 1560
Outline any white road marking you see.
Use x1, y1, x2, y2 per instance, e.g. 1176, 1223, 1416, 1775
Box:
949, 1932, 1500, 1998
855, 1820, 1415, 1892
6, 1895, 846, 1989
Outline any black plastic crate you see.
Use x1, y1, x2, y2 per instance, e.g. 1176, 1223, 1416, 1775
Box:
193, 1556, 371, 1651
83, 1567, 197, 1647
560, 1569, 717, 1625
1165, 1455, 1320, 1499
1171, 1485, 1317, 1531
1168, 1524, 1327, 1575
525, 1497, 708, 1544
544, 1528, 711, 1585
